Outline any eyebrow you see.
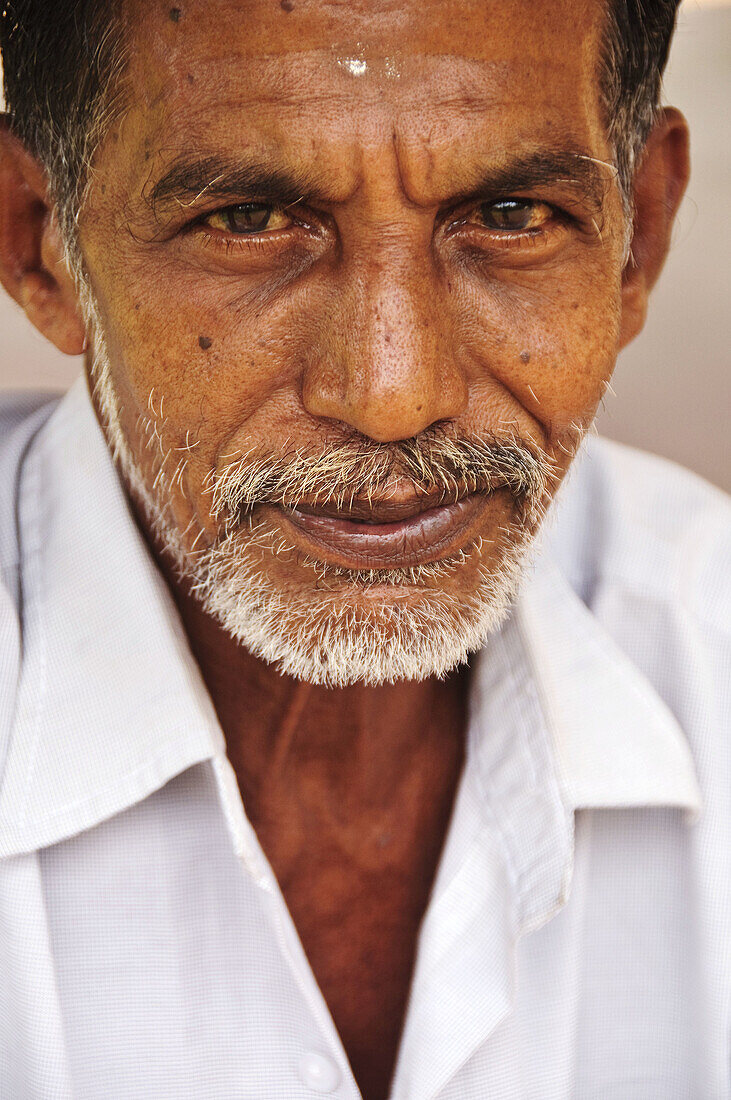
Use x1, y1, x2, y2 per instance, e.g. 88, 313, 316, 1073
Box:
146, 146, 615, 219
454, 150, 615, 213
147, 155, 324, 216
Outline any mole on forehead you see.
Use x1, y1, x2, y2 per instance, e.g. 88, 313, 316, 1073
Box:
136, 0, 599, 52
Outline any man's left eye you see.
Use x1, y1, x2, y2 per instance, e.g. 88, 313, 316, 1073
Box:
467, 199, 554, 232
202, 203, 294, 234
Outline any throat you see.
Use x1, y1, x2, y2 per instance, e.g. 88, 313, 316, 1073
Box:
229, 674, 469, 1100
227, 669, 470, 848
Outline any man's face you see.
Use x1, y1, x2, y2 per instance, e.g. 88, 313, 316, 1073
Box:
78, 0, 627, 684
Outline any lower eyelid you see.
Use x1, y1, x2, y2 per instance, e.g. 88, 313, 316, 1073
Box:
189, 214, 566, 257
458, 219, 561, 240
484, 229, 551, 249
196, 229, 274, 253
191, 223, 316, 258
449, 220, 570, 257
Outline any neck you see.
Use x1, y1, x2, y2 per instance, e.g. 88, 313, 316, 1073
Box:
170, 578, 469, 812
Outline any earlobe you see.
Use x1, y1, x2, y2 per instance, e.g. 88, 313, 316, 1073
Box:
618, 107, 690, 351
0, 115, 87, 355
618, 257, 648, 350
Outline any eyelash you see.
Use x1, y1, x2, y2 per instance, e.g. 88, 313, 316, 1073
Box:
450, 202, 567, 242
188, 205, 314, 257
455, 217, 566, 253
195, 229, 283, 255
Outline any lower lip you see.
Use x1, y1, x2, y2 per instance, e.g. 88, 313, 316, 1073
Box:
262, 492, 496, 570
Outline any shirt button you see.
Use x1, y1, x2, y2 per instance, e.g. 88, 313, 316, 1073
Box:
298, 1051, 342, 1093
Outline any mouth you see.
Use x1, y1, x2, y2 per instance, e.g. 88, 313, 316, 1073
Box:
260, 488, 503, 570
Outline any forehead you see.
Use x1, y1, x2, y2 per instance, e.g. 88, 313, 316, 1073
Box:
117, 0, 609, 200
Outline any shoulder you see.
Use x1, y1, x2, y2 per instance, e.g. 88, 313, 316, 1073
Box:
546, 435, 730, 638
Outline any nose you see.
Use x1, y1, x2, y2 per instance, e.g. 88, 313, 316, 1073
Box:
301, 247, 468, 442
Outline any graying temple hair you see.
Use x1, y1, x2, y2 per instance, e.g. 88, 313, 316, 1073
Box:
600, 0, 680, 208
0, 0, 680, 283
0, 1, 129, 287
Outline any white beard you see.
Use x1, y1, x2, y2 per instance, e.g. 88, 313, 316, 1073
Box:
185, 515, 538, 686
84, 293, 551, 687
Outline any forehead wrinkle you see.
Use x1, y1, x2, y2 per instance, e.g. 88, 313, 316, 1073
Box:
116, 32, 614, 221
137, 45, 593, 121
139, 140, 614, 230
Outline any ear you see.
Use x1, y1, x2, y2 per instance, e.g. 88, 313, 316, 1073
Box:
0, 115, 87, 355
618, 107, 690, 351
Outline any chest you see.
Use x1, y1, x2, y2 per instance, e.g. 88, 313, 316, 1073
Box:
247, 755, 465, 1100
280, 856, 432, 1100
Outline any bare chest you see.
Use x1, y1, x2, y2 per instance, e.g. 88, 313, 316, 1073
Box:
281, 857, 432, 1100
249, 769, 463, 1099
225, 676, 469, 1098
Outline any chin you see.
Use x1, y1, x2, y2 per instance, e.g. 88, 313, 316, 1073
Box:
191, 523, 538, 687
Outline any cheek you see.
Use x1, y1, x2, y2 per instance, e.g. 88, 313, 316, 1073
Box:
93, 268, 327, 461
451, 261, 623, 438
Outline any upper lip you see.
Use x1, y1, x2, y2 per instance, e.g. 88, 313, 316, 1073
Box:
287, 488, 475, 525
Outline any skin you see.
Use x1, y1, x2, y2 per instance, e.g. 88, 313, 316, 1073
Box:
0, 1, 689, 1096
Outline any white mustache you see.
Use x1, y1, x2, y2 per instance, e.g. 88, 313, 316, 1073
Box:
206, 430, 556, 524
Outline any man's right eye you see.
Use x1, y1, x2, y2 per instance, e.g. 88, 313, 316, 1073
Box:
201, 203, 294, 234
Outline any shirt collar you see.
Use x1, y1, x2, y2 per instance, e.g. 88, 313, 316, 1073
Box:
0, 377, 702, 859
516, 555, 702, 821
458, 549, 702, 947
0, 377, 223, 858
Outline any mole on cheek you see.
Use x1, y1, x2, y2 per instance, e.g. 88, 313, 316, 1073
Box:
280, 0, 295, 10
169, 7, 182, 22
198, 335, 213, 350
520, 350, 531, 364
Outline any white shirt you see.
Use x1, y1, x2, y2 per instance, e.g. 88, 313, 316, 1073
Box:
0, 376, 728, 1100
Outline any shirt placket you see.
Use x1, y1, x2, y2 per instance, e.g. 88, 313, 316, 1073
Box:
211, 752, 363, 1099
389, 613, 575, 1100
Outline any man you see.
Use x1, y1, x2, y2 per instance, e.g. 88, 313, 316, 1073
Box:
0, 0, 728, 1097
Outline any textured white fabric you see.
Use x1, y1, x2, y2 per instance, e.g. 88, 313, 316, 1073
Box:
0, 376, 728, 1100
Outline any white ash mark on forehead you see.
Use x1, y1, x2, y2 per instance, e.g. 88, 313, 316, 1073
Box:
338, 57, 368, 77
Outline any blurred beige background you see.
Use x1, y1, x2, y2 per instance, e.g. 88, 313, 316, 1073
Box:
0, 1, 729, 491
